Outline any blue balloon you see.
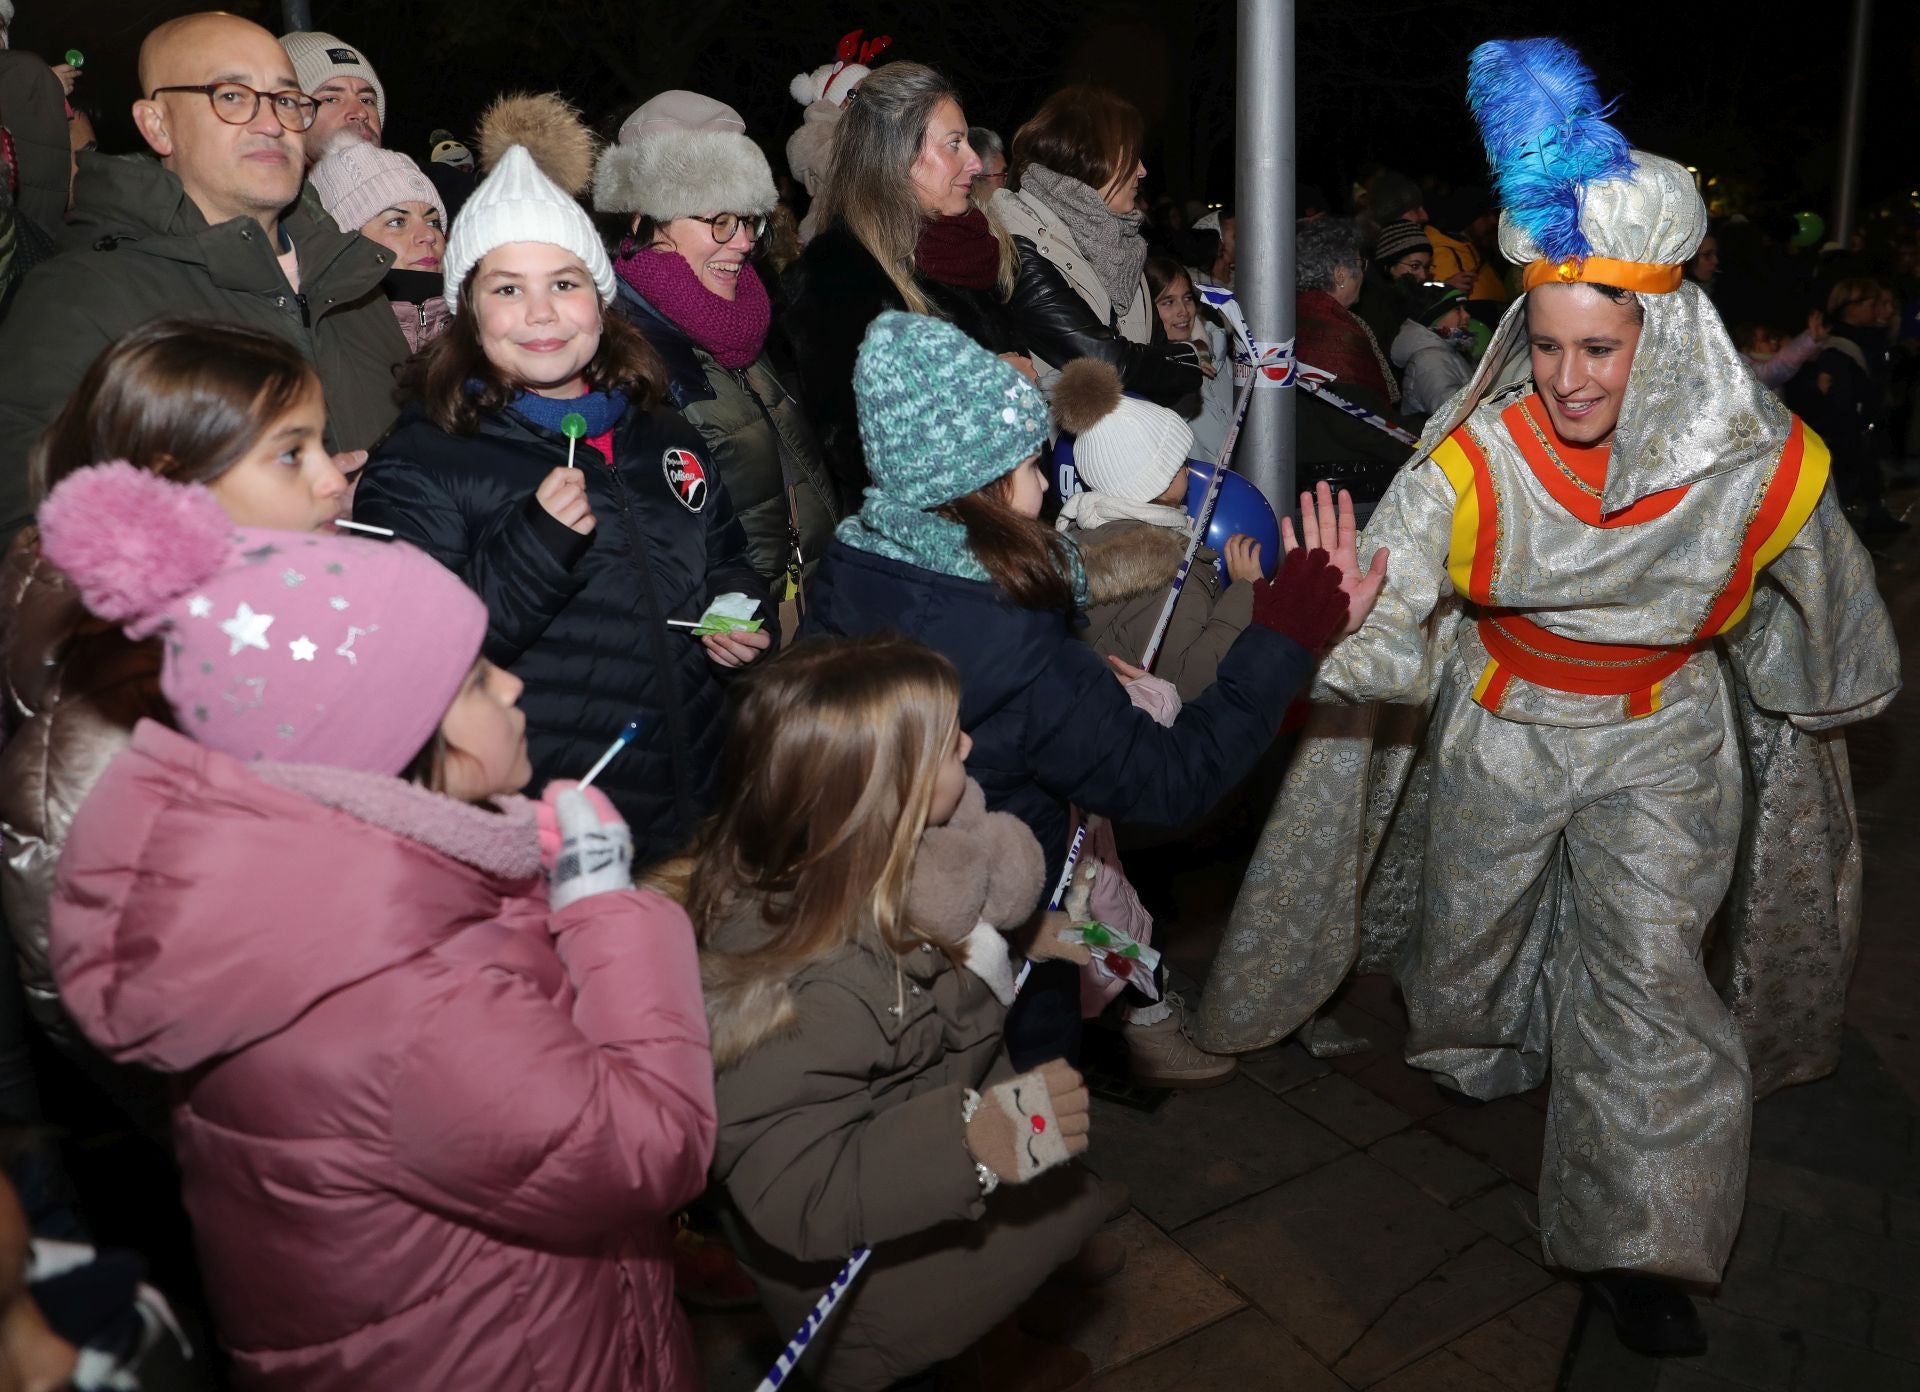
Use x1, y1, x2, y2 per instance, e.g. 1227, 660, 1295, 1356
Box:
1052, 433, 1276, 585
1052, 431, 1084, 501
1186, 461, 1279, 584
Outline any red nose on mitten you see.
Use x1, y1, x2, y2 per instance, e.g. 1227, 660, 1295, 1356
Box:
1250, 546, 1350, 652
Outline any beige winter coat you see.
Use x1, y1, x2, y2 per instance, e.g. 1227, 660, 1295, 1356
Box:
1072, 519, 1255, 701
703, 904, 1104, 1391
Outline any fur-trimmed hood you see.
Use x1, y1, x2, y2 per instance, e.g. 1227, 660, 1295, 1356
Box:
700, 895, 972, 1071
1075, 519, 1189, 606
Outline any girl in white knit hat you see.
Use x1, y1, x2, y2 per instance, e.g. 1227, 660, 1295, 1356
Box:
352, 93, 771, 868
1055, 357, 1266, 700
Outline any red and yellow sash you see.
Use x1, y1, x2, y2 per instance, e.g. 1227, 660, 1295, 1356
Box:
1432, 411, 1831, 719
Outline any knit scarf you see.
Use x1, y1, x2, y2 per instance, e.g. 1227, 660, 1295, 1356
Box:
613, 247, 771, 370
837, 497, 1090, 606
509, 386, 628, 436
914, 208, 1003, 290
1018, 164, 1148, 315
1055, 491, 1192, 534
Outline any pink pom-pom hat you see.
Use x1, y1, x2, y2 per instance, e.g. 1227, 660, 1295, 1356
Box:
38, 463, 490, 776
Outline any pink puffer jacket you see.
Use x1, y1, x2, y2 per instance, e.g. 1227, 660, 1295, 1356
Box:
50, 721, 715, 1391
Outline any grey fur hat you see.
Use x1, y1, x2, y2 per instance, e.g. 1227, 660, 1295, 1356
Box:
593, 89, 778, 221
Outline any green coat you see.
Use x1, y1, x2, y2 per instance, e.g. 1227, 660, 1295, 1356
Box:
0, 153, 408, 545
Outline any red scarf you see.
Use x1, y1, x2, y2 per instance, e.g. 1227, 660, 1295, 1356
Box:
1296, 289, 1394, 402
913, 208, 1002, 291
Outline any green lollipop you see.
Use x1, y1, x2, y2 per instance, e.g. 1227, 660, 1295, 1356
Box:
65, 50, 84, 68
561, 412, 588, 469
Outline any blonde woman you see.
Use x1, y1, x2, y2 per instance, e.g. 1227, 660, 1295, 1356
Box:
781, 61, 1023, 491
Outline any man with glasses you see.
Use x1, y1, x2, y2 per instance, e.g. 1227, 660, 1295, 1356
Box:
0, 12, 407, 547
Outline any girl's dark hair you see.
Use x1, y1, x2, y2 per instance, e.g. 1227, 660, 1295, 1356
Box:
1144, 255, 1224, 329
937, 471, 1075, 611
396, 725, 450, 792
1527, 280, 1646, 325
403, 268, 670, 434
30, 318, 320, 499
1009, 86, 1145, 198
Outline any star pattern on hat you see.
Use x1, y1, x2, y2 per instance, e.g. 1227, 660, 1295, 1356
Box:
289, 636, 318, 662
187, 596, 212, 618
335, 624, 378, 665
220, 603, 274, 655
242, 544, 282, 564
282, 568, 306, 588
222, 675, 266, 713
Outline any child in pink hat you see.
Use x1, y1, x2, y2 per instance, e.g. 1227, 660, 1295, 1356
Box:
37, 463, 715, 1391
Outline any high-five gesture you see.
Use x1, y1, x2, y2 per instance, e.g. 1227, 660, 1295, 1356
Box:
1280, 482, 1388, 640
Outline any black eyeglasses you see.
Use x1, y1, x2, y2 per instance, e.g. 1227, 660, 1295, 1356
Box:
148, 82, 319, 133
687, 213, 768, 244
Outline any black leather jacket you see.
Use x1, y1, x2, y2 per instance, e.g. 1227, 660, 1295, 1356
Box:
1003, 234, 1207, 407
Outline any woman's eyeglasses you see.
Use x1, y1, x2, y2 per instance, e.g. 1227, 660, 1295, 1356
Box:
147, 82, 320, 132
688, 213, 769, 245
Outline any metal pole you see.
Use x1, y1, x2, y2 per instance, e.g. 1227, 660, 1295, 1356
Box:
1832, 0, 1871, 247
1235, 0, 1295, 507
281, 0, 314, 33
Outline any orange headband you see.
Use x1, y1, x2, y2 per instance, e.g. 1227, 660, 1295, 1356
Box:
1522, 255, 1685, 294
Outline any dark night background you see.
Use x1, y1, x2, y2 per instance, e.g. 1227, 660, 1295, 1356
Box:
12, 0, 1920, 225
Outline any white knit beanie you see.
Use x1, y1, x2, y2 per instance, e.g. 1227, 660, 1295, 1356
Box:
441, 94, 613, 313
281, 31, 386, 124
592, 90, 777, 222
443, 146, 614, 312
1051, 359, 1194, 501
310, 139, 446, 234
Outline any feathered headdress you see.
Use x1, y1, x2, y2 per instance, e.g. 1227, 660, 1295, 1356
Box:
1466, 38, 1632, 265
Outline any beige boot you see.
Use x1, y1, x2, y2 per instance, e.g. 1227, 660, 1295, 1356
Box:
1124, 993, 1237, 1089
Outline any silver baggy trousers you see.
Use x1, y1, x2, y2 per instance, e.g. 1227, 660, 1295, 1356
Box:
1401, 659, 1751, 1282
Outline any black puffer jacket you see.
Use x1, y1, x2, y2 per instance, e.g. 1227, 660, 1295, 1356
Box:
614, 281, 841, 587
781, 222, 1021, 493
353, 401, 769, 865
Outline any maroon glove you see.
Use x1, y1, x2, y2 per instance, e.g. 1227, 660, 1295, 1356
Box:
1250, 547, 1350, 652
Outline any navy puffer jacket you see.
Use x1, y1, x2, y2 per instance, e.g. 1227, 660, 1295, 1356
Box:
355, 402, 769, 865
799, 540, 1312, 892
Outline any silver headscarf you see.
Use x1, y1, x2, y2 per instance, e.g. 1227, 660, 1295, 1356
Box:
1416, 150, 1789, 512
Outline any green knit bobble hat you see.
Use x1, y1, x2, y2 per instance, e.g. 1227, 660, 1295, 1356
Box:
854, 312, 1049, 508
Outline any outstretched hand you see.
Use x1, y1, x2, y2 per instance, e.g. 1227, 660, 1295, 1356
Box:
1280, 482, 1389, 640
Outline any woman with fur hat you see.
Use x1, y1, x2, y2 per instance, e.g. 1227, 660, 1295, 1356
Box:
1201, 39, 1899, 1355
39, 460, 714, 1391
309, 136, 452, 352
781, 61, 1027, 494
593, 90, 840, 600
353, 93, 770, 868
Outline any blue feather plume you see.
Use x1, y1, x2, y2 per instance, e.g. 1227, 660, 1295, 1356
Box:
1466, 38, 1632, 264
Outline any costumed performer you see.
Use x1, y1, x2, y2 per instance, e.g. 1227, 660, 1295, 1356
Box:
1196, 37, 1899, 1357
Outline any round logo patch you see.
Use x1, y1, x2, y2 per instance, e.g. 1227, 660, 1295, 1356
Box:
663, 448, 708, 512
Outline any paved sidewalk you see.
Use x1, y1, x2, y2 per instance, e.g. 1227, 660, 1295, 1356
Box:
693, 522, 1920, 1391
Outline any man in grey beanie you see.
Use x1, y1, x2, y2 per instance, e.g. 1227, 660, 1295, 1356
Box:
281, 29, 385, 165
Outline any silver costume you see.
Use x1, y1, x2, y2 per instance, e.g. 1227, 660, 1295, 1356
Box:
1196, 151, 1900, 1282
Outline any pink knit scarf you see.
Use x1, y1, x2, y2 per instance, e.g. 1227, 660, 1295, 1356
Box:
613, 247, 771, 370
